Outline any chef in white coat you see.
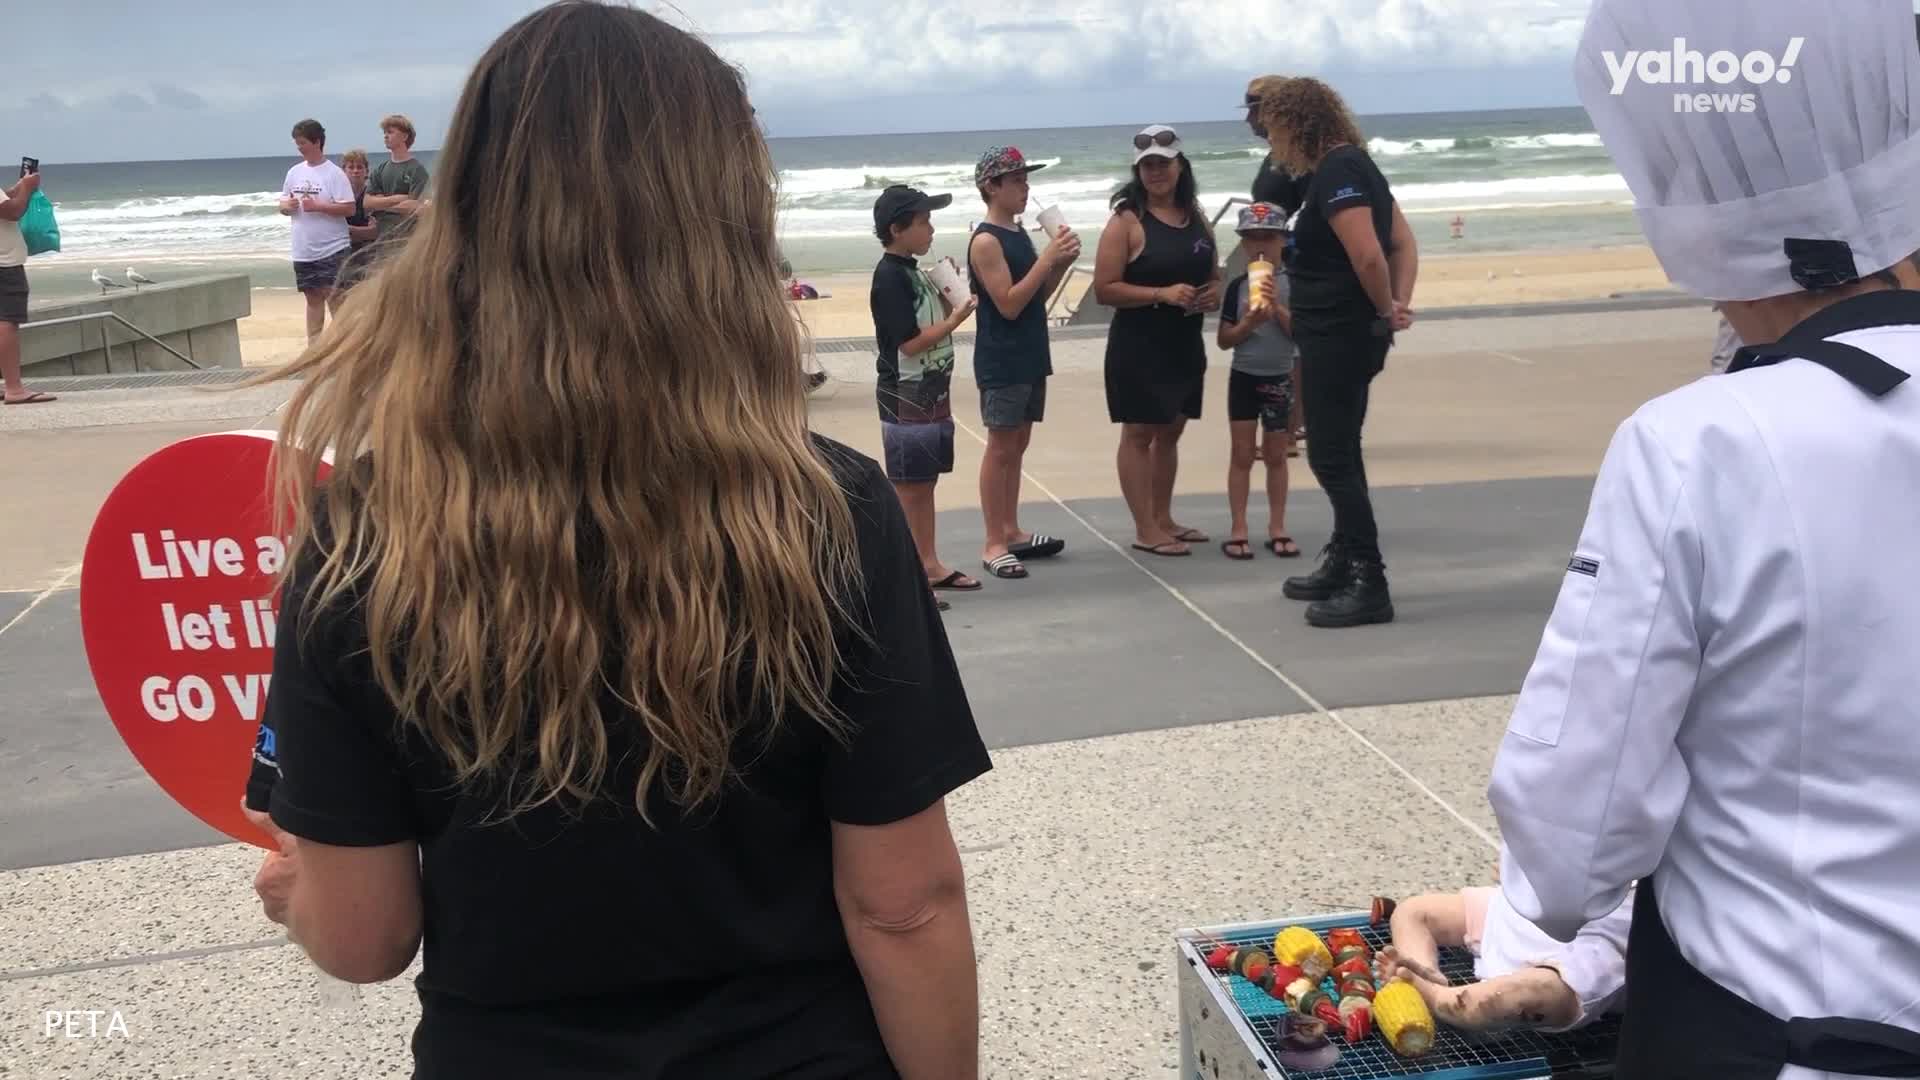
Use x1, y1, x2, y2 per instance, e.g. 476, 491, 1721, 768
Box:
1487, 2, 1920, 1078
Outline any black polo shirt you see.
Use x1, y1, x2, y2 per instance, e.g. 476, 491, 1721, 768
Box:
247, 436, 991, 1079
1285, 145, 1396, 331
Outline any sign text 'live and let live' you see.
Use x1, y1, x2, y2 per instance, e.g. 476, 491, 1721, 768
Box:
130, 529, 289, 725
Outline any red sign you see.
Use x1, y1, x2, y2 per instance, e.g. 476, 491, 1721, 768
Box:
79, 430, 331, 850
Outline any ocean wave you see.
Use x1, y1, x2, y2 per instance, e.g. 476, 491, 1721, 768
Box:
1393, 172, 1630, 204
53, 191, 285, 223
778, 159, 1061, 197
1368, 132, 1604, 156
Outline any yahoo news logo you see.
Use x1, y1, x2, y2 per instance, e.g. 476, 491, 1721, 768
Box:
1602, 36, 1805, 113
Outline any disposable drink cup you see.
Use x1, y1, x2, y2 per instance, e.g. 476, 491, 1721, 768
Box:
925, 257, 969, 309
1036, 205, 1068, 239
1247, 257, 1275, 311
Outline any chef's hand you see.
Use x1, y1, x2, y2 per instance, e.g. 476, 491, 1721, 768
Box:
241, 802, 299, 928
1390, 300, 1414, 332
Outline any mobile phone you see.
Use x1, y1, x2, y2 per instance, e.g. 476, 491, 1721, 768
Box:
20, 157, 38, 178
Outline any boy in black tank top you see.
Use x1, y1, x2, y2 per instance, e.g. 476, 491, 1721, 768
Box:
966, 146, 1081, 581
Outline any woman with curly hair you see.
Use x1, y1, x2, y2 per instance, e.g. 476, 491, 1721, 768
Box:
1257, 76, 1417, 628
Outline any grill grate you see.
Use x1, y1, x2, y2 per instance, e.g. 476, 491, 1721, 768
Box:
1196, 914, 1619, 1079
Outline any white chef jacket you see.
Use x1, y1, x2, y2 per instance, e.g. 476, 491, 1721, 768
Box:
1487, 319, 1920, 1080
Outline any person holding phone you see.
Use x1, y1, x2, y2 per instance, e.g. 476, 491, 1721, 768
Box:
1255, 78, 1417, 628
0, 160, 53, 405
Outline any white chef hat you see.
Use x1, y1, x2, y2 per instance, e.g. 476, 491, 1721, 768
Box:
1575, 1, 1920, 302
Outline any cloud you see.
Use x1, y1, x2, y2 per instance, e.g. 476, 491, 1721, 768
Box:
25, 93, 66, 113
151, 83, 209, 110
107, 91, 152, 112
682, 0, 1591, 110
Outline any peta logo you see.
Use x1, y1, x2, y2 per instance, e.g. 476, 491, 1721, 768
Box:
1602, 36, 1804, 113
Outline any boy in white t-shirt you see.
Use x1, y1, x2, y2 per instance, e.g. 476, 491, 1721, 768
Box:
278, 119, 357, 342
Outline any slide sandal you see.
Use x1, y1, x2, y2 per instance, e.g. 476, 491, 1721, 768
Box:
982, 553, 1028, 579
1009, 535, 1065, 559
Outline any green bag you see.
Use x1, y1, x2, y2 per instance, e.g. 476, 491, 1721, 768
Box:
21, 189, 60, 255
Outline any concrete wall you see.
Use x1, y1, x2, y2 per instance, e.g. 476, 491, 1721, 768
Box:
19, 275, 251, 376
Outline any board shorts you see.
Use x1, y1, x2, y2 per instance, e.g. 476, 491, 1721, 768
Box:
881, 418, 955, 483
980, 379, 1046, 431
0, 265, 27, 325
1227, 369, 1295, 434
293, 250, 347, 292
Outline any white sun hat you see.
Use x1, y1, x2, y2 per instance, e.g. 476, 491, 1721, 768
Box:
1574, 0, 1920, 302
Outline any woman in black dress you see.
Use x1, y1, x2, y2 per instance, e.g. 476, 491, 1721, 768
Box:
1093, 124, 1222, 556
1256, 77, 1417, 628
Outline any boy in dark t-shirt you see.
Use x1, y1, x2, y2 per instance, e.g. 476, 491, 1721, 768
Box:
870, 185, 980, 602
967, 146, 1079, 581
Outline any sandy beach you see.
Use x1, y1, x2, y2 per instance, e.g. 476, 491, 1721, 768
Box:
236, 244, 1676, 366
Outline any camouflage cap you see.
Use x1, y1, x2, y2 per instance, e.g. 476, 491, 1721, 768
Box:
975, 145, 1048, 186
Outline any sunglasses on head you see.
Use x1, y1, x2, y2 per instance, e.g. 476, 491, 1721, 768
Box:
1133, 129, 1178, 151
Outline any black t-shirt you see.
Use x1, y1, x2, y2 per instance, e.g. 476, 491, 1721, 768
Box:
1284, 145, 1396, 330
869, 252, 955, 424
1251, 157, 1311, 218
248, 437, 990, 1079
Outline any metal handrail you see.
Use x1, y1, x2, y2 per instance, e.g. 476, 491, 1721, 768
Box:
1211, 196, 1252, 229
22, 310, 209, 372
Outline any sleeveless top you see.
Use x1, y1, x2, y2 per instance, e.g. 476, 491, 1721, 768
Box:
968, 223, 1053, 389
1106, 205, 1215, 372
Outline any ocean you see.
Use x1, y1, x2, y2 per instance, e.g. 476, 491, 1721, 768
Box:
22, 106, 1643, 301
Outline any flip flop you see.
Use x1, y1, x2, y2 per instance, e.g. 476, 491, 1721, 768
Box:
1169, 526, 1210, 544
982, 553, 1028, 579
1132, 541, 1191, 557
930, 570, 983, 591
1268, 536, 1302, 558
1009, 534, 1065, 559
935, 597, 952, 612
1222, 539, 1255, 561
3, 391, 56, 405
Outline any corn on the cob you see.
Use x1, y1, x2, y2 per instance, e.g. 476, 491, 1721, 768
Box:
1373, 978, 1436, 1057
1273, 926, 1334, 981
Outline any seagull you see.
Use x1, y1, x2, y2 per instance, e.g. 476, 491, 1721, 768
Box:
126, 268, 157, 289
91, 269, 128, 294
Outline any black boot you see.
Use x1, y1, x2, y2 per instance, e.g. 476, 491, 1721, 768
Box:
1283, 542, 1351, 601
1306, 560, 1394, 628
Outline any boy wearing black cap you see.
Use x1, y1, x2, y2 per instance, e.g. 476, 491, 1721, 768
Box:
871, 184, 980, 597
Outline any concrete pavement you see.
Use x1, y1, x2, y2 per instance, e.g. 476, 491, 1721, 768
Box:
0, 301, 1715, 1077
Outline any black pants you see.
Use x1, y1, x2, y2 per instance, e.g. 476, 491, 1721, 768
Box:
1298, 330, 1390, 564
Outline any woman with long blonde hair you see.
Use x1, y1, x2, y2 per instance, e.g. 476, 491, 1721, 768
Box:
237, 4, 990, 1077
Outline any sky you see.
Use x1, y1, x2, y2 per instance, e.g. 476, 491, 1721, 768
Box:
3, 0, 1597, 164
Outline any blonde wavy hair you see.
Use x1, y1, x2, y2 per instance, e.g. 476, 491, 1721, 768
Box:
1257, 77, 1368, 176
251, 0, 861, 822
